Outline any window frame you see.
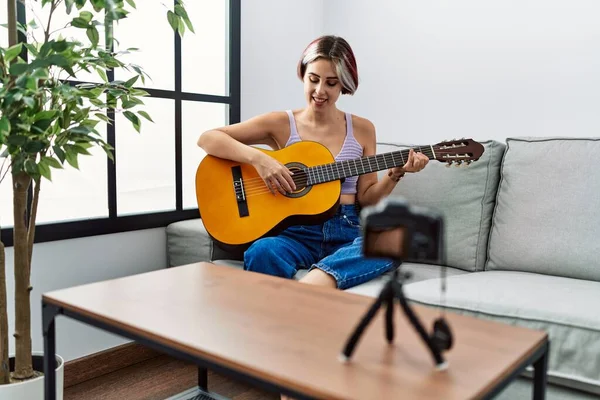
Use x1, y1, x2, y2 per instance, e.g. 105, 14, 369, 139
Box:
1, 0, 240, 247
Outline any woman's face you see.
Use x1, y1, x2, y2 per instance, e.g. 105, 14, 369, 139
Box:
303, 58, 342, 112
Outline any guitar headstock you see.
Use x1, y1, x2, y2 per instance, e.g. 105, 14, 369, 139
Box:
432, 139, 485, 166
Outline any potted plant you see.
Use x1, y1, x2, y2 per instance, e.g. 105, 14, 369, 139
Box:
0, 0, 193, 397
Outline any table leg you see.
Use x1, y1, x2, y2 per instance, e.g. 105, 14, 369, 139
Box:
198, 366, 208, 391
533, 341, 549, 400
43, 303, 60, 400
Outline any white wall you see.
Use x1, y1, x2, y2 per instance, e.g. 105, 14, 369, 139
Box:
5, 229, 167, 361
325, 0, 600, 144
240, 0, 325, 119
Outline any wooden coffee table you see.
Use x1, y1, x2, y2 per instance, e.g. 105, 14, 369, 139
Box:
42, 262, 549, 400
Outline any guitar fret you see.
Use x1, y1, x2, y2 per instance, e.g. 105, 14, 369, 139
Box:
306, 146, 441, 185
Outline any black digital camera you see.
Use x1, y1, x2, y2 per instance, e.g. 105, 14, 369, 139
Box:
359, 196, 445, 265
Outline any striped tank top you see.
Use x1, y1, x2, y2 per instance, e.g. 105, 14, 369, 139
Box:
284, 110, 363, 194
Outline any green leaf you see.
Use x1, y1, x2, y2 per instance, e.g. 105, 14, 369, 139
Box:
0, 117, 10, 136
123, 111, 141, 132
54, 146, 66, 163
174, 4, 194, 33
167, 11, 178, 32
65, 0, 75, 14
32, 118, 53, 134
87, 27, 100, 46
24, 140, 47, 153
65, 150, 80, 169
22, 97, 35, 108
42, 156, 63, 169
25, 77, 38, 90
94, 113, 112, 124
178, 17, 186, 36
124, 75, 139, 88
24, 43, 39, 57
7, 135, 27, 147
34, 111, 58, 122
138, 111, 153, 122
24, 159, 39, 175
71, 17, 90, 28
70, 126, 92, 135
38, 160, 52, 181
79, 11, 94, 22
46, 54, 71, 68
89, 0, 105, 12
125, 0, 136, 8
51, 40, 69, 52
4, 43, 23, 63
31, 67, 50, 80
96, 67, 108, 82
9, 62, 28, 76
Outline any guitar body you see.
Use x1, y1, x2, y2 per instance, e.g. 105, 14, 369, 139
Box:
195, 141, 341, 251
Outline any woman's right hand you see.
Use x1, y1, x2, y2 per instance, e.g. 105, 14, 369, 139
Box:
251, 152, 296, 194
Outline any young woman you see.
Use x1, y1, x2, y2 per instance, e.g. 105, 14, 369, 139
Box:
197, 35, 429, 290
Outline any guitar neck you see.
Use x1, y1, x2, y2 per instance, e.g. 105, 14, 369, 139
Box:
306, 145, 435, 186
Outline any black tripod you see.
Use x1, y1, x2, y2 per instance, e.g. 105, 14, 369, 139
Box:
339, 261, 452, 370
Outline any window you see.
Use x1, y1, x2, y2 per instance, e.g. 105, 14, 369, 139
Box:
0, 0, 240, 246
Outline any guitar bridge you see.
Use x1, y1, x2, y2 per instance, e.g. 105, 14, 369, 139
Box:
232, 166, 249, 217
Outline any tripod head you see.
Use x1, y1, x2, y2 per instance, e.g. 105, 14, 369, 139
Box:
360, 197, 445, 266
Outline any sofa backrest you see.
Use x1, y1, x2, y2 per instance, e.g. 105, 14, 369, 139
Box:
485, 137, 600, 281
377, 140, 506, 272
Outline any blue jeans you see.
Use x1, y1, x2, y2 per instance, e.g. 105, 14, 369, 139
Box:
243, 204, 395, 289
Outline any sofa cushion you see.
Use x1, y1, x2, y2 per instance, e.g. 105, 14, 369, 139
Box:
213, 259, 468, 296
376, 140, 505, 272
404, 271, 600, 395
486, 137, 600, 281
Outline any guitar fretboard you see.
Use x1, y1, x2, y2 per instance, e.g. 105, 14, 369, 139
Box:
306, 146, 434, 185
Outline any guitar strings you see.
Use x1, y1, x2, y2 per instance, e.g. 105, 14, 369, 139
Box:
234, 148, 452, 188
234, 149, 463, 197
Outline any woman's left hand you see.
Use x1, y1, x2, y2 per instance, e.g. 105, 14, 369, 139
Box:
390, 148, 429, 177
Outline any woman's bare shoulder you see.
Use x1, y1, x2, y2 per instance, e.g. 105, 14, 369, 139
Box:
349, 113, 376, 141
251, 110, 290, 125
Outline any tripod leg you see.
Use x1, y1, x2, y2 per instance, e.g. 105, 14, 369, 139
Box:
340, 282, 393, 362
385, 291, 394, 344
392, 281, 446, 368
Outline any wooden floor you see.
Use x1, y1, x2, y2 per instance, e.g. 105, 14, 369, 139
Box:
64, 354, 279, 400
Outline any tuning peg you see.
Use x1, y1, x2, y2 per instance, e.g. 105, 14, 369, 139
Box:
446, 161, 452, 167
455, 160, 463, 167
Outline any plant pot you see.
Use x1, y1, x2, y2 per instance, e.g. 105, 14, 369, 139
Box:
0, 352, 64, 400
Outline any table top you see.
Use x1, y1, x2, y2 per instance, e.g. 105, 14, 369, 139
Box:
43, 262, 547, 400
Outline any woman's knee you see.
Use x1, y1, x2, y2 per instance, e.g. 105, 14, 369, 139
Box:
243, 238, 296, 278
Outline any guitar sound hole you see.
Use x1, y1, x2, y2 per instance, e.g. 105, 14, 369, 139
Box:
285, 163, 311, 198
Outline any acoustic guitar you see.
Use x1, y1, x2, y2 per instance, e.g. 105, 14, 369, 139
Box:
195, 139, 484, 252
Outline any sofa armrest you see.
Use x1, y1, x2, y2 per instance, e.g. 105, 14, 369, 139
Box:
166, 218, 214, 267
166, 218, 244, 267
